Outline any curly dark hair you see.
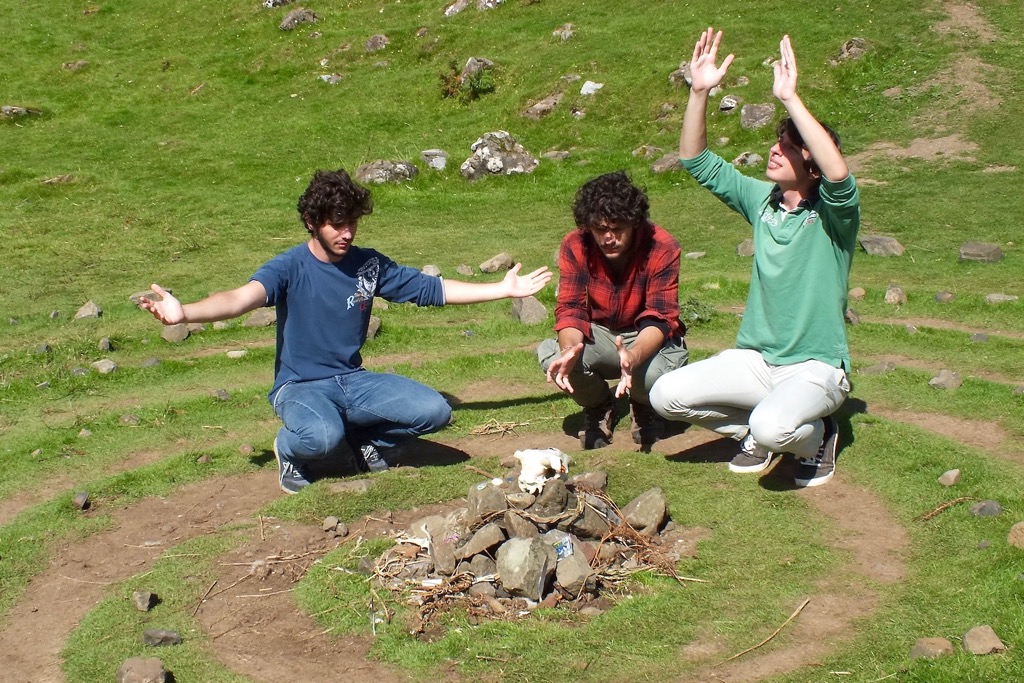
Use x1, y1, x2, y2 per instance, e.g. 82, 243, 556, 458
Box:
776, 117, 842, 178
297, 169, 374, 231
572, 171, 650, 231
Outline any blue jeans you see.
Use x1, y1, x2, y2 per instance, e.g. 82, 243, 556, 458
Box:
270, 369, 452, 465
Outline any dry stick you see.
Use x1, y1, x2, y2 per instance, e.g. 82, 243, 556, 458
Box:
868, 673, 899, 682
192, 580, 218, 616
203, 573, 252, 601
58, 574, 112, 585
236, 588, 294, 598
716, 598, 811, 666
915, 496, 975, 522
259, 515, 266, 542
465, 464, 498, 480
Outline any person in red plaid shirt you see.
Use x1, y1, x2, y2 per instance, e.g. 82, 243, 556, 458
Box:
538, 172, 689, 450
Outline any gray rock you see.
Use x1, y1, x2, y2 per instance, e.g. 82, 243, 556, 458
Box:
365, 34, 389, 52
905, 324, 919, 335
884, 284, 907, 305
580, 80, 603, 95
467, 553, 497, 577
962, 625, 1005, 655
526, 478, 569, 518
928, 369, 962, 390
1, 105, 43, 119
685, 251, 706, 260
354, 160, 418, 184
937, 469, 961, 487
455, 522, 506, 559
475, 0, 504, 9
622, 488, 668, 535
511, 296, 548, 325
79, 428, 92, 438
141, 357, 161, 368
213, 389, 230, 401
366, 315, 381, 340
523, 93, 563, 120
455, 264, 475, 277
120, 414, 141, 426
1014, 386, 1024, 396
848, 287, 866, 300
985, 293, 1018, 304
72, 491, 90, 511
970, 333, 989, 343
444, 0, 471, 16
98, 337, 114, 352
132, 591, 156, 612
859, 360, 897, 376
832, 37, 869, 64
244, 308, 277, 327
480, 252, 514, 273
72, 367, 89, 376
736, 238, 754, 257
506, 492, 535, 509
460, 131, 538, 180
859, 235, 905, 257
226, 349, 247, 359
74, 300, 102, 320
541, 150, 570, 161
552, 23, 574, 41
732, 152, 762, 167
116, 657, 167, 683
322, 516, 340, 533
130, 290, 164, 306
142, 629, 181, 646
571, 471, 608, 491
422, 264, 442, 277
421, 149, 449, 170
740, 103, 776, 129
719, 95, 742, 112
650, 152, 681, 173
49, 310, 61, 319
958, 241, 1003, 263
496, 537, 556, 601
34, 343, 51, 355
92, 359, 117, 374
467, 481, 508, 522
263, 0, 293, 6
909, 637, 954, 660
668, 61, 691, 88
543, 531, 594, 595
934, 291, 955, 303
845, 308, 860, 325
505, 510, 540, 538
969, 500, 1002, 517
161, 324, 189, 343
460, 56, 494, 82
279, 7, 318, 30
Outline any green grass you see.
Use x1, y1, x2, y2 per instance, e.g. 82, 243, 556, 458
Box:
2, 0, 1024, 681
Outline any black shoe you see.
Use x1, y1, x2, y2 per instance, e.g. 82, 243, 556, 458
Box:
360, 443, 390, 473
728, 433, 776, 473
273, 438, 311, 495
580, 396, 616, 450
630, 400, 666, 447
794, 416, 838, 488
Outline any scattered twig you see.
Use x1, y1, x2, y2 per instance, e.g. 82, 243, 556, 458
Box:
59, 574, 113, 585
915, 496, 975, 522
716, 598, 810, 665
465, 464, 498, 480
469, 418, 528, 436
236, 588, 294, 598
160, 553, 202, 559
201, 425, 224, 430
192, 580, 218, 616
259, 515, 266, 542
868, 673, 899, 682
475, 655, 510, 662
203, 573, 252, 601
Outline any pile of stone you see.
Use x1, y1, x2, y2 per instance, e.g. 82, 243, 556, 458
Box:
371, 451, 686, 631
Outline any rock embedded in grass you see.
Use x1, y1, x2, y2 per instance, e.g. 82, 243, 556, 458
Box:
910, 637, 954, 659
962, 625, 1005, 655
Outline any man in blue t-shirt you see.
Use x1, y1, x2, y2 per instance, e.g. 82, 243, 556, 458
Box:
140, 169, 551, 494
650, 29, 860, 488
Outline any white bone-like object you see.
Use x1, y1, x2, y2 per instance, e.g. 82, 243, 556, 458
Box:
513, 448, 570, 494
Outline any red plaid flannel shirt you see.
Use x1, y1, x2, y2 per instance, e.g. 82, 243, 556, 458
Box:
554, 223, 683, 341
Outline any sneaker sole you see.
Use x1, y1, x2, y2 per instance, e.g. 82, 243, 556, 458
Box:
794, 469, 834, 488
728, 455, 775, 474
273, 438, 300, 495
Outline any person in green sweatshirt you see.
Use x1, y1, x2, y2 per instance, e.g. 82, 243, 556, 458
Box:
650, 28, 860, 487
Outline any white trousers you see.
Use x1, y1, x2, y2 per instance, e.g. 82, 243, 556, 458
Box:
649, 348, 850, 459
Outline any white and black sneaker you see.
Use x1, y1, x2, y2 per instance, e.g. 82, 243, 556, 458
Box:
728, 432, 776, 473
273, 437, 311, 495
794, 415, 839, 488
360, 443, 390, 473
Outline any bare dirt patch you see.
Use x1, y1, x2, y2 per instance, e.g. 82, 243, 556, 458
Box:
0, 472, 279, 683
933, 0, 999, 43
846, 134, 979, 173
871, 407, 1019, 463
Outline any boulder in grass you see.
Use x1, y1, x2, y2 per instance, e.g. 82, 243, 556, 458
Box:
910, 637, 953, 660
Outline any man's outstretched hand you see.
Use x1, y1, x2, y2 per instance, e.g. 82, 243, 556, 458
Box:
546, 341, 584, 394
137, 284, 184, 325
503, 263, 553, 298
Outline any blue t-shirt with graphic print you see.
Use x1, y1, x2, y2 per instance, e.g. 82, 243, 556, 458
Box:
251, 243, 445, 395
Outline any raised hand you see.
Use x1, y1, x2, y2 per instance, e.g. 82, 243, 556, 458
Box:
613, 335, 634, 398
137, 284, 185, 325
689, 27, 734, 93
772, 34, 798, 102
546, 341, 584, 394
503, 263, 553, 298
